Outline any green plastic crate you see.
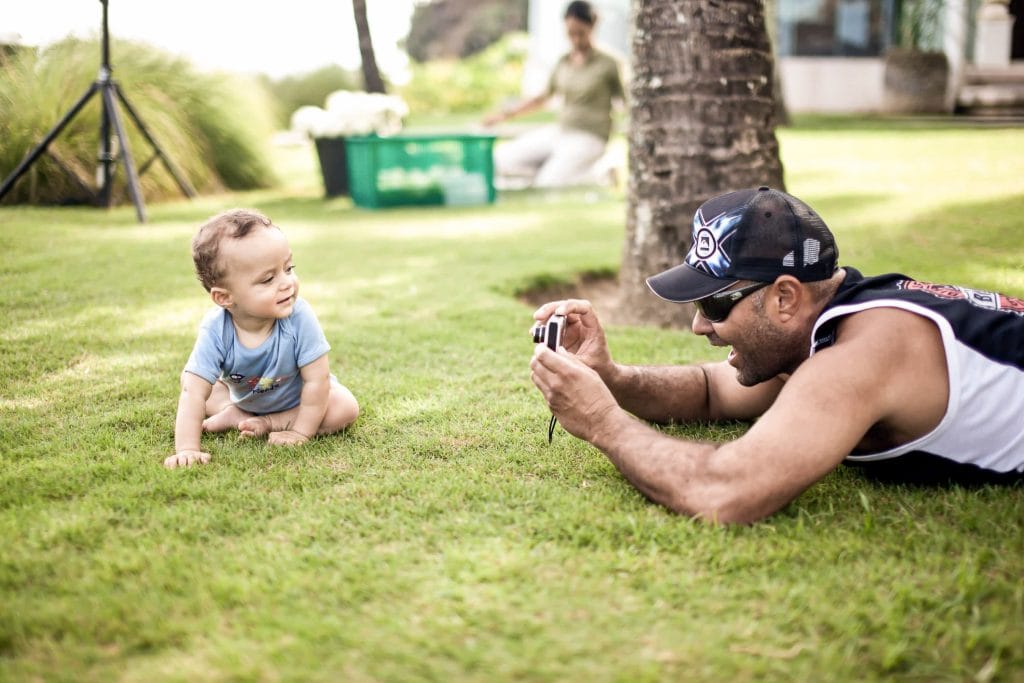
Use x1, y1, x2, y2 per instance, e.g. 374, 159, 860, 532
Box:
344, 134, 497, 209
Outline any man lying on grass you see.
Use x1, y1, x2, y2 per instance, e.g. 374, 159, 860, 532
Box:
530, 187, 1024, 523
165, 209, 359, 469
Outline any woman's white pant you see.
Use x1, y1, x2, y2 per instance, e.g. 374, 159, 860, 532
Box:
494, 124, 606, 188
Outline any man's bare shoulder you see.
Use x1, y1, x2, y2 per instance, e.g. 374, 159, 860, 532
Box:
736, 307, 946, 468
708, 308, 939, 519
785, 305, 949, 446
826, 305, 946, 363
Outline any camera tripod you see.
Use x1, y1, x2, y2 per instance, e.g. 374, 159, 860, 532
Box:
0, 0, 195, 222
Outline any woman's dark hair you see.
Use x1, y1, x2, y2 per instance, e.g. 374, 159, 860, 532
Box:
564, 1, 597, 25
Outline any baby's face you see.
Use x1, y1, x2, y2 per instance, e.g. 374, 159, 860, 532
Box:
217, 226, 299, 321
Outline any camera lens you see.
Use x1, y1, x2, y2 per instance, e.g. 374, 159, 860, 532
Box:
532, 324, 545, 344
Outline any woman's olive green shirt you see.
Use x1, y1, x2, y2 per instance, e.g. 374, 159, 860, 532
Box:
546, 47, 624, 141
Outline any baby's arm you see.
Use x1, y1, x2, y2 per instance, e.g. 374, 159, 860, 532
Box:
165, 372, 214, 468
267, 354, 331, 445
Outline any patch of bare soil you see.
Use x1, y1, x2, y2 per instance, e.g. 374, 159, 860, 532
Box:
518, 271, 696, 329
517, 272, 631, 326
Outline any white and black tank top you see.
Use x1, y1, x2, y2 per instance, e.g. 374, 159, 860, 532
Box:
811, 268, 1024, 482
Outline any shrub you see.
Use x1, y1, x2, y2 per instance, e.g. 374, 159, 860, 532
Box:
399, 32, 528, 116
0, 38, 277, 206
259, 65, 362, 129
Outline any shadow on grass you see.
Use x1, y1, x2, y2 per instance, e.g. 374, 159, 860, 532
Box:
844, 456, 1024, 488
232, 195, 355, 219
860, 192, 1024, 289
803, 191, 894, 216
787, 113, 1024, 132
901, 192, 1024, 249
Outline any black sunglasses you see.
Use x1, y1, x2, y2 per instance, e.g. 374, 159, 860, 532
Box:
694, 281, 770, 323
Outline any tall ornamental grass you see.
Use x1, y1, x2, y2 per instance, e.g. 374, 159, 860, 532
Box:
0, 37, 277, 206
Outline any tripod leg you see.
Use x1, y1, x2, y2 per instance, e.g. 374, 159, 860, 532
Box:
0, 82, 100, 201
115, 85, 197, 198
97, 75, 115, 207
102, 85, 146, 223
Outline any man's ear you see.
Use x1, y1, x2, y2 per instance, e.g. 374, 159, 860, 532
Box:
771, 276, 803, 322
210, 287, 232, 309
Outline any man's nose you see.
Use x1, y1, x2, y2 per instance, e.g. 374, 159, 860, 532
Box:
691, 307, 713, 335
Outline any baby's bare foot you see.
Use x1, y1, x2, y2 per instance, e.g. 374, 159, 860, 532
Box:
238, 415, 274, 439
203, 405, 251, 433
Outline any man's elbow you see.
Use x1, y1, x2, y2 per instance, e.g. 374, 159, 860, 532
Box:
664, 483, 775, 525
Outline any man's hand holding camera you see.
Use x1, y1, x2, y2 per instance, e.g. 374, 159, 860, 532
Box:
531, 299, 615, 378
530, 299, 626, 444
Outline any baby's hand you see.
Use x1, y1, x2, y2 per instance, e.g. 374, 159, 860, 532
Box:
164, 450, 211, 469
268, 430, 310, 446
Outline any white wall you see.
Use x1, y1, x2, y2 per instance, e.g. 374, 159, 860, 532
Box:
779, 57, 887, 112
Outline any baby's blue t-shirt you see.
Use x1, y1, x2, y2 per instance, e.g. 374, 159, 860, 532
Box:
184, 297, 331, 415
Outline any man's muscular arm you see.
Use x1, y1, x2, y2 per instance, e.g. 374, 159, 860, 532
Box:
603, 361, 783, 424
532, 345, 867, 522
533, 299, 781, 424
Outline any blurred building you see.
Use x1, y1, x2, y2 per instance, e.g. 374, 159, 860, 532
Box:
0, 32, 30, 66
524, 0, 1023, 115
775, 0, 1023, 114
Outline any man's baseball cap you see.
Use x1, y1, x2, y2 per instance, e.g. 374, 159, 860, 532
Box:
645, 186, 838, 303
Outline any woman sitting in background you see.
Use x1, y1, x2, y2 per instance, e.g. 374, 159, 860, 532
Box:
483, 1, 625, 188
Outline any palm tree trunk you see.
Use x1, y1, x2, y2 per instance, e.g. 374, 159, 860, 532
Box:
620, 0, 785, 327
353, 0, 386, 93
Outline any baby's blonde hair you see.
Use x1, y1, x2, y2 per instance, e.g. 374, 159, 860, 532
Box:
191, 209, 277, 291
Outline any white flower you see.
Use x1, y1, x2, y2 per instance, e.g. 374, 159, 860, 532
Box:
290, 106, 329, 137
290, 91, 409, 139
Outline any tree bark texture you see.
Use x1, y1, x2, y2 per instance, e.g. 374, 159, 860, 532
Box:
620, 0, 785, 327
353, 0, 386, 93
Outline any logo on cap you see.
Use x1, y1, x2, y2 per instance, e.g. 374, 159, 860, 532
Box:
694, 229, 717, 260
685, 207, 743, 278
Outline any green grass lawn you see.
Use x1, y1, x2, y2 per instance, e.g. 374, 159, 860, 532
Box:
1, 118, 1023, 682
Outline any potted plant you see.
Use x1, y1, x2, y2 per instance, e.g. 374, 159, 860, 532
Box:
291, 91, 408, 197
883, 0, 950, 113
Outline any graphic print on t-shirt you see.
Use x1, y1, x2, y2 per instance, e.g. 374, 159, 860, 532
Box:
900, 281, 1024, 315
245, 376, 285, 394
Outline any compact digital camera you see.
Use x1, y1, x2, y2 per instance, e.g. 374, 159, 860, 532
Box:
531, 314, 566, 351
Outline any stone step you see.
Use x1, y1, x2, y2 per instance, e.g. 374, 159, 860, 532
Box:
963, 63, 1024, 85
956, 82, 1024, 116
958, 83, 1024, 106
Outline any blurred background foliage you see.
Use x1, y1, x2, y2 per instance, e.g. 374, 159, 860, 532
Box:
258, 65, 362, 129
404, 0, 528, 61
0, 0, 535, 207
0, 38, 278, 206
398, 33, 529, 116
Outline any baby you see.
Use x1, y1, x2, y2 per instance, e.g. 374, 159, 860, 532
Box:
165, 209, 359, 468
